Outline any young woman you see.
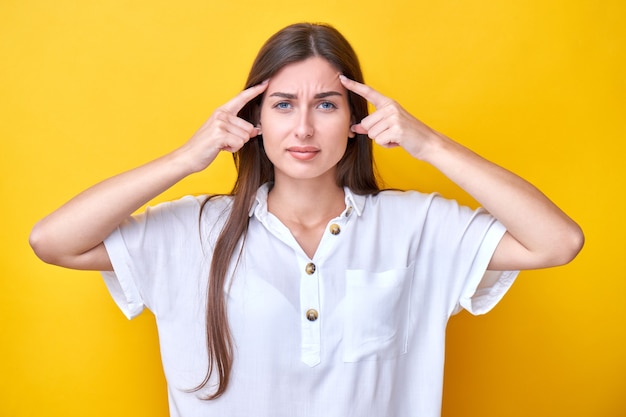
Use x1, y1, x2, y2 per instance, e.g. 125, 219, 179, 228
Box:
30, 23, 583, 417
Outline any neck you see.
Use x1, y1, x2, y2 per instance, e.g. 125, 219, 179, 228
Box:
267, 175, 346, 259
268, 176, 345, 227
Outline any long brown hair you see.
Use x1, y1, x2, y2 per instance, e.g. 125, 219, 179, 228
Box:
196, 22, 379, 399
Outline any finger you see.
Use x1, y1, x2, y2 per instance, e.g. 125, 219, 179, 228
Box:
352, 121, 399, 148
350, 124, 368, 135
357, 106, 392, 131
218, 130, 254, 153
339, 75, 391, 109
378, 140, 400, 149
220, 137, 248, 153
219, 125, 251, 143
352, 120, 388, 140
351, 111, 388, 136
221, 79, 269, 114
224, 112, 259, 137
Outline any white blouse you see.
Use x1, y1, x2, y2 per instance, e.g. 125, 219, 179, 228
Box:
102, 184, 518, 417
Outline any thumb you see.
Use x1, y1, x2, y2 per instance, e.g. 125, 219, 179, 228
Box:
351, 124, 368, 135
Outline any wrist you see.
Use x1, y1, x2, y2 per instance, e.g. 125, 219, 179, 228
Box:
413, 131, 450, 163
168, 143, 219, 176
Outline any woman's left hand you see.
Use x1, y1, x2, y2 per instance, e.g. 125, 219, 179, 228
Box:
340, 75, 584, 274
339, 75, 439, 160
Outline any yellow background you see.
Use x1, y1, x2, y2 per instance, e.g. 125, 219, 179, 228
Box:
1, 0, 624, 416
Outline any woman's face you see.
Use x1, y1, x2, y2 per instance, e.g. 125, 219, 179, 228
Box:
259, 57, 354, 185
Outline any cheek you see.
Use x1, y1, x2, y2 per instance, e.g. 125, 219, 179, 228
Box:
333, 118, 354, 137
259, 121, 288, 141
259, 105, 287, 126
258, 106, 267, 127
259, 112, 282, 137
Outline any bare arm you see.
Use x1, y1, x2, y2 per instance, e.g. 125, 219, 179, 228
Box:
340, 75, 584, 279
29, 81, 268, 271
421, 134, 584, 272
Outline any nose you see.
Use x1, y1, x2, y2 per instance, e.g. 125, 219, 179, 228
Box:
294, 109, 314, 139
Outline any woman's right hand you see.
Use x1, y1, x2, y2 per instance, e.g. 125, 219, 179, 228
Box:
178, 80, 269, 173
29, 81, 269, 271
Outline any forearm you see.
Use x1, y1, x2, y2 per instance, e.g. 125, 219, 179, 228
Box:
339, 76, 583, 270
29, 147, 197, 268
30, 82, 267, 270
421, 132, 584, 270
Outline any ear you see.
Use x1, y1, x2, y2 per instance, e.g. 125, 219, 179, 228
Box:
253, 103, 262, 126
348, 115, 356, 138
255, 104, 263, 136
250, 92, 265, 126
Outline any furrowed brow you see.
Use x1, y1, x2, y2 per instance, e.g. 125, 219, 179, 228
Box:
269, 92, 297, 99
314, 91, 343, 99
268, 91, 343, 99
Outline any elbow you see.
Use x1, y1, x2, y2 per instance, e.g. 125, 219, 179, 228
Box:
30, 220, 111, 271
552, 223, 585, 266
29, 221, 60, 265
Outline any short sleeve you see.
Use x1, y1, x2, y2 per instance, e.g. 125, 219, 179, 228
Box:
102, 229, 145, 319
412, 193, 519, 317
100, 195, 228, 319
453, 219, 519, 315
463, 270, 518, 314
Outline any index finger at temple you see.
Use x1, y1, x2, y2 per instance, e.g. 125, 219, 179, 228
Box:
222, 80, 269, 114
339, 75, 389, 108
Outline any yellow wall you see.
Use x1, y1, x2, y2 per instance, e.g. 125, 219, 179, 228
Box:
1, 1, 624, 416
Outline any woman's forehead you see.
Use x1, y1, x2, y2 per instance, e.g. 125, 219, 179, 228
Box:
267, 57, 343, 95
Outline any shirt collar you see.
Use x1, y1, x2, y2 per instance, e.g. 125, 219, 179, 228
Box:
249, 183, 366, 218
249, 183, 271, 218
343, 187, 365, 217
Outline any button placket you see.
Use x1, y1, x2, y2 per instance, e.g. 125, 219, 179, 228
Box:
300, 260, 321, 367
297, 211, 350, 368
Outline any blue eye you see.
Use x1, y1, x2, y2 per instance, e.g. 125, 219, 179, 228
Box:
318, 101, 337, 110
274, 101, 291, 110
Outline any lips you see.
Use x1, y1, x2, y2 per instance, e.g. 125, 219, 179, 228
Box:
287, 146, 320, 161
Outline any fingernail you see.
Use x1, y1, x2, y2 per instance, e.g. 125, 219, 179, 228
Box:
339, 74, 347, 81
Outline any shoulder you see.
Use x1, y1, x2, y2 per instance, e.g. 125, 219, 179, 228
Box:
363, 189, 440, 212
127, 195, 233, 233
115, 194, 235, 247
357, 189, 481, 227
144, 194, 232, 216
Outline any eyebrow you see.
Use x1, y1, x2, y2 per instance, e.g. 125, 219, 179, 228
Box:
268, 91, 343, 99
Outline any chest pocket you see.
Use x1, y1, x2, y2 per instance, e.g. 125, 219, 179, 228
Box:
343, 264, 415, 362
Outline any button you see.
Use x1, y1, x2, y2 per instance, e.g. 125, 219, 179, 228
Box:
305, 263, 316, 275
306, 309, 319, 321
345, 206, 353, 217
329, 223, 341, 235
